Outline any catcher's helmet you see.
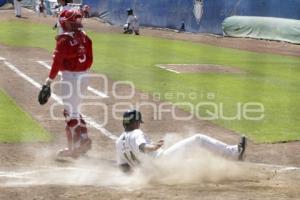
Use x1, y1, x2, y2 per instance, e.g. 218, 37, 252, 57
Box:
123, 110, 143, 126
59, 9, 83, 31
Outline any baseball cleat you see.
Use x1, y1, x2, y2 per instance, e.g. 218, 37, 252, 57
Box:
55, 148, 77, 162
57, 148, 75, 157
238, 136, 247, 161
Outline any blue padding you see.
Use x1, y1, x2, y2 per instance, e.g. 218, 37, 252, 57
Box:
0, 0, 6, 7
82, 0, 300, 35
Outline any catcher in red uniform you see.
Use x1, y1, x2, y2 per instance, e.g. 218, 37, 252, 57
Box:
39, 9, 93, 158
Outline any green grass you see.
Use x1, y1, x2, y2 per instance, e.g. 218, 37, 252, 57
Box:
0, 20, 299, 143
0, 89, 52, 143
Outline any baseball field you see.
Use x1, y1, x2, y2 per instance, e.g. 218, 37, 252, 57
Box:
0, 9, 300, 200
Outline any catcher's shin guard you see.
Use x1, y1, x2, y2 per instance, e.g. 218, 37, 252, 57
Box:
66, 119, 82, 150
73, 138, 92, 157
61, 119, 83, 159
61, 110, 92, 158
78, 116, 92, 154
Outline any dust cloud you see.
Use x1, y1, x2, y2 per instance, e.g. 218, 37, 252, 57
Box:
1, 133, 250, 189
136, 133, 245, 185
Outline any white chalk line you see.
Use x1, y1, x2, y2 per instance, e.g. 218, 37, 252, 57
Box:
37, 61, 109, 98
0, 167, 89, 179
1, 58, 299, 171
0, 163, 299, 182
155, 64, 180, 74
2, 59, 117, 140
253, 162, 300, 172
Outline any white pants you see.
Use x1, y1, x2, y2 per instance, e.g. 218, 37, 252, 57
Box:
14, 0, 22, 16
159, 134, 240, 160
129, 23, 139, 32
61, 71, 88, 119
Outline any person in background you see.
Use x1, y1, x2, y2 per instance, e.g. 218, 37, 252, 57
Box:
13, 0, 22, 18
123, 8, 140, 35
38, 0, 47, 17
179, 20, 185, 32
52, 0, 72, 34
82, 4, 90, 18
52, 2, 61, 17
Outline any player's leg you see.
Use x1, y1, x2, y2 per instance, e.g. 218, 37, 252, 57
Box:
134, 28, 140, 35
75, 73, 92, 155
57, 80, 81, 158
38, 5, 41, 17
123, 24, 132, 34
58, 72, 91, 158
57, 73, 74, 157
128, 24, 134, 34
58, 112, 82, 158
14, 0, 21, 17
160, 134, 245, 160
13, 0, 17, 16
74, 115, 92, 155
18, 1, 21, 17
58, 117, 91, 158
133, 24, 140, 35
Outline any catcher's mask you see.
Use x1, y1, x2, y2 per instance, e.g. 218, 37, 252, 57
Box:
59, 9, 83, 32
123, 110, 144, 127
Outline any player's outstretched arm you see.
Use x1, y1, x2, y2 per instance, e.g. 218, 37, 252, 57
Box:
139, 140, 164, 153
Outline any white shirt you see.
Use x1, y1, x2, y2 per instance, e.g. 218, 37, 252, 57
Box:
116, 129, 155, 167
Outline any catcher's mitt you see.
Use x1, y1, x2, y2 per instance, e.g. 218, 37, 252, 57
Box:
38, 84, 51, 105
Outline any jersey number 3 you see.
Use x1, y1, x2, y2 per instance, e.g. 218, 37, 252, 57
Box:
78, 54, 86, 63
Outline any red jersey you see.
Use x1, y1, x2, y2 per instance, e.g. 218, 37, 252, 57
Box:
49, 31, 93, 79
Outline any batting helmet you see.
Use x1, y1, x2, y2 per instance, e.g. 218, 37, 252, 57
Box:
123, 110, 144, 126
59, 9, 83, 32
126, 8, 133, 15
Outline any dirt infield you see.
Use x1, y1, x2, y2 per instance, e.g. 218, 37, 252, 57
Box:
1, 9, 300, 200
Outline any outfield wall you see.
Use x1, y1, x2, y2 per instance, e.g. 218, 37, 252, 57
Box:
82, 0, 300, 34
0, 0, 5, 7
